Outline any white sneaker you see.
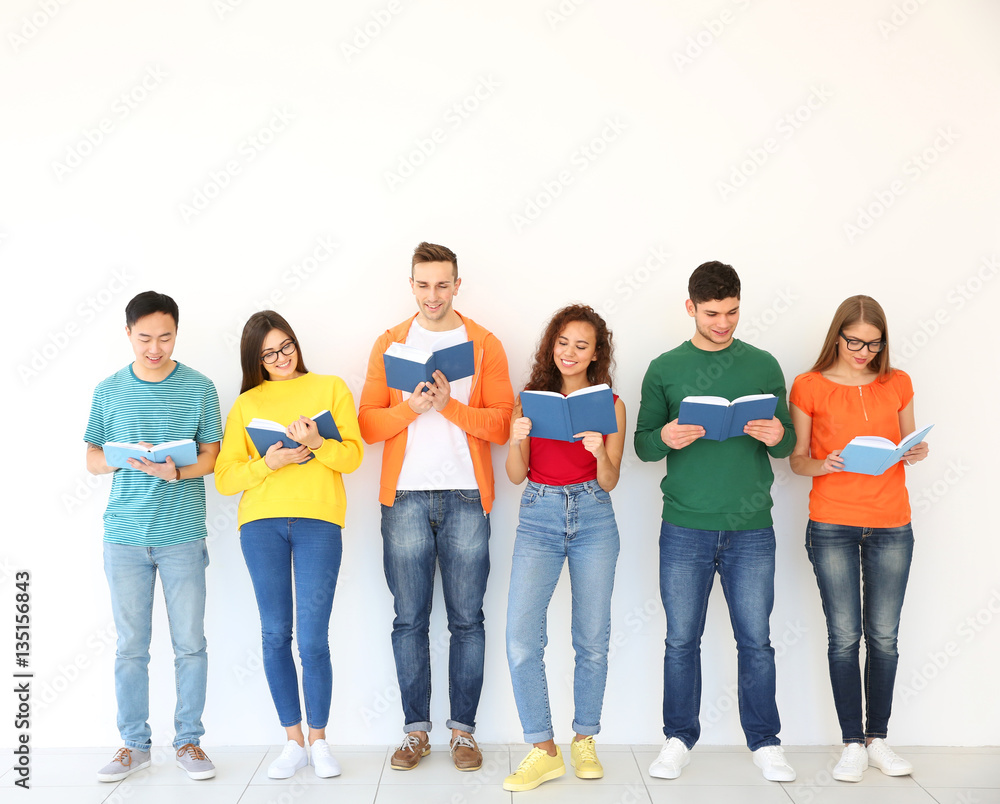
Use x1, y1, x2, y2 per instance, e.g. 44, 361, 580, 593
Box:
268, 740, 308, 779
752, 745, 796, 782
649, 737, 690, 779
866, 739, 912, 776
832, 743, 868, 782
310, 739, 342, 778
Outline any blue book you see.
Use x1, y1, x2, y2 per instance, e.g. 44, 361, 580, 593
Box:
245, 410, 342, 465
383, 340, 475, 392
520, 384, 618, 442
839, 424, 933, 476
678, 394, 778, 442
103, 439, 198, 469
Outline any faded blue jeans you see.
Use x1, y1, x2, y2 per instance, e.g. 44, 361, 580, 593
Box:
659, 521, 782, 751
103, 538, 209, 750
381, 489, 490, 734
805, 519, 914, 743
505, 480, 620, 743
240, 518, 342, 729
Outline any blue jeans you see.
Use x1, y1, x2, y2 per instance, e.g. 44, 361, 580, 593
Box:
659, 521, 781, 751
103, 539, 209, 750
805, 519, 914, 743
240, 518, 342, 729
381, 489, 490, 734
506, 481, 620, 743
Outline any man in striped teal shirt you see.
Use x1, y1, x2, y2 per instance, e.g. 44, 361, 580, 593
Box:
84, 291, 222, 783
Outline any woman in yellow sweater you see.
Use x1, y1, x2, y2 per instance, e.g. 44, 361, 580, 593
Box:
215, 311, 363, 780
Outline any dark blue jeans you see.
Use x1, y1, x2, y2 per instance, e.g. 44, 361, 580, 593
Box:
240, 517, 342, 729
659, 521, 781, 751
805, 519, 914, 743
381, 489, 490, 734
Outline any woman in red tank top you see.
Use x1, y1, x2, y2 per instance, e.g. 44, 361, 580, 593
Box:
501, 304, 626, 791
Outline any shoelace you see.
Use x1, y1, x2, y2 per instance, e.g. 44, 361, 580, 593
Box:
515, 748, 548, 772
869, 741, 901, 764
312, 741, 331, 758
575, 739, 598, 763
758, 746, 787, 764
451, 735, 476, 754
176, 743, 208, 761
279, 741, 304, 759
113, 748, 133, 767
658, 740, 685, 761
398, 734, 423, 754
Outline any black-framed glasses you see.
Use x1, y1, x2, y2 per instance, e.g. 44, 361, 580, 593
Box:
261, 339, 297, 364
839, 331, 885, 353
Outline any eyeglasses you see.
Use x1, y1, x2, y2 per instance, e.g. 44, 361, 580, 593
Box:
261, 340, 297, 364
839, 331, 885, 353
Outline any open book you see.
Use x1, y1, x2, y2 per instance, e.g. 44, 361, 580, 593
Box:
104, 439, 198, 469
519, 384, 617, 442
678, 394, 778, 442
383, 340, 475, 391
245, 410, 342, 465
838, 424, 933, 476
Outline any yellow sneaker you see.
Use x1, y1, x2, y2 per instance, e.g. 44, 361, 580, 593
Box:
503, 746, 566, 791
570, 736, 604, 779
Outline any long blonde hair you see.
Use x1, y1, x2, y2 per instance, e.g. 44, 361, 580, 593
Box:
809, 295, 893, 380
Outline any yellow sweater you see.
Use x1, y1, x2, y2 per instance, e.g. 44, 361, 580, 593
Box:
215, 373, 364, 528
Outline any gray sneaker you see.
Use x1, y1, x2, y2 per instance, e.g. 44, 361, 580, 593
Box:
97, 747, 151, 782
175, 743, 217, 780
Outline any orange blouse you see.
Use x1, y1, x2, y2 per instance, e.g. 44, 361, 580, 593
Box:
789, 370, 914, 528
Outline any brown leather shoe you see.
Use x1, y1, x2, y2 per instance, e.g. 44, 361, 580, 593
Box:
391, 733, 430, 770
450, 734, 482, 771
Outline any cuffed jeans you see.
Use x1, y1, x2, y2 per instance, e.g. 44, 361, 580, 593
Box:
659, 521, 781, 751
240, 517, 342, 729
506, 480, 620, 743
103, 539, 209, 751
805, 519, 914, 743
381, 489, 490, 734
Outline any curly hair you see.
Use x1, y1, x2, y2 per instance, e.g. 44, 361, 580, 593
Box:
524, 304, 615, 393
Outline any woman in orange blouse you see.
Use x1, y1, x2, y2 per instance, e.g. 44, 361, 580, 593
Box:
789, 296, 929, 783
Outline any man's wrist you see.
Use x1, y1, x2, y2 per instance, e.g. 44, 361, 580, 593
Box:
166, 465, 181, 482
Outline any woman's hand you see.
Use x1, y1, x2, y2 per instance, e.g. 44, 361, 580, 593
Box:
511, 416, 532, 446
286, 416, 322, 450
574, 431, 605, 457
903, 441, 929, 465
264, 440, 312, 470
822, 449, 846, 474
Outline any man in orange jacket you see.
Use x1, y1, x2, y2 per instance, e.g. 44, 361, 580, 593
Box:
359, 242, 513, 773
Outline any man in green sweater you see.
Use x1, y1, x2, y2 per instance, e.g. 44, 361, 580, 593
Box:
634, 261, 796, 783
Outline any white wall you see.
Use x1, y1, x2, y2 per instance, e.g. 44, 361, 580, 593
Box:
4, 0, 999, 750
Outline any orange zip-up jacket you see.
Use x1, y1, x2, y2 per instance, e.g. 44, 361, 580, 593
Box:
358, 312, 514, 512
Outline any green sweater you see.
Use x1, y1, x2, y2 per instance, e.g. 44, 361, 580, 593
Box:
633, 339, 795, 530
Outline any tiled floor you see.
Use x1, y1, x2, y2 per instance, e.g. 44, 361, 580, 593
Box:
2, 744, 997, 803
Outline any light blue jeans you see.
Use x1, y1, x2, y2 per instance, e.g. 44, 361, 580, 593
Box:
506, 480, 620, 743
103, 539, 209, 751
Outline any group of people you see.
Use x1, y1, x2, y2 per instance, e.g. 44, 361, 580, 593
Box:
84, 243, 929, 790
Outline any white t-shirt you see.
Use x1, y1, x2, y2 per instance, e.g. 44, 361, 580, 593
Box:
395, 320, 478, 490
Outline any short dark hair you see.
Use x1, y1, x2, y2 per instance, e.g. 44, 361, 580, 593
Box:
239, 311, 309, 394
688, 261, 741, 305
411, 241, 458, 280
125, 291, 179, 329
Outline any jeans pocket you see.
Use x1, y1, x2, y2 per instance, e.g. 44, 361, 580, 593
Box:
456, 489, 482, 504
393, 490, 409, 502
593, 488, 612, 505
520, 489, 539, 508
